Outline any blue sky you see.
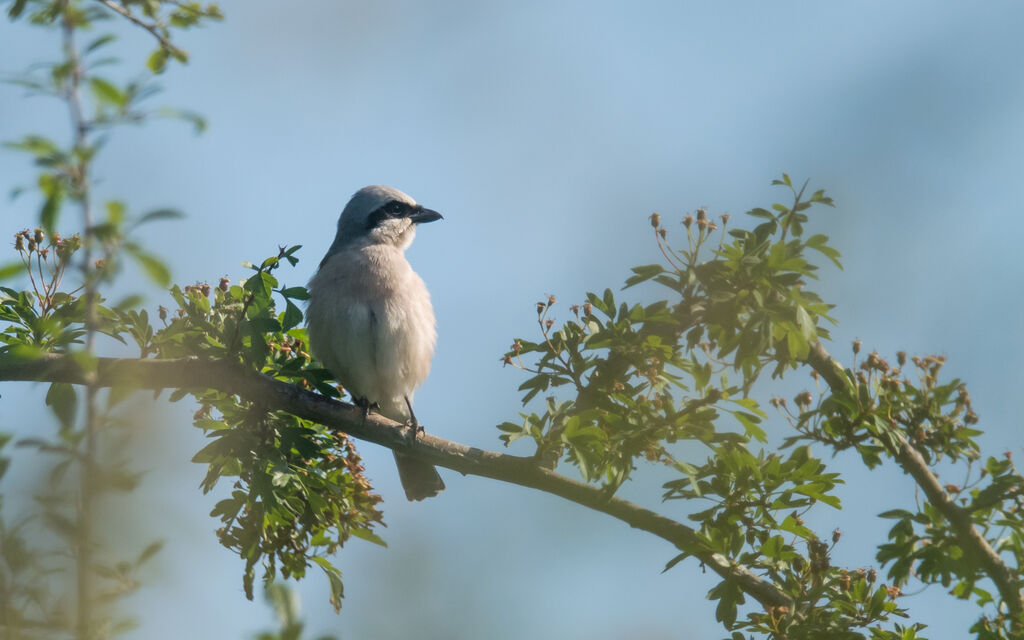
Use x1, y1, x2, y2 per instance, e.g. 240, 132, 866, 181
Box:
3, 1, 1024, 638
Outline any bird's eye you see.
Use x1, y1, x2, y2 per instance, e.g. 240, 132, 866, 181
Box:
385, 201, 405, 215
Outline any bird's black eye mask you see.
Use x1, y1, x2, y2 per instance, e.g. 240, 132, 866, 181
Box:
366, 200, 413, 229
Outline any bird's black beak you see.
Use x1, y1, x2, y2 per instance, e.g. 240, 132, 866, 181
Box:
409, 207, 443, 224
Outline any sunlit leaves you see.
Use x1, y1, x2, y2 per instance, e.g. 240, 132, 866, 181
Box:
146, 246, 379, 609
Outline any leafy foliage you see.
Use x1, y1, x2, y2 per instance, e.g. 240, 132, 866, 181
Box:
151, 248, 384, 611
501, 178, 1024, 638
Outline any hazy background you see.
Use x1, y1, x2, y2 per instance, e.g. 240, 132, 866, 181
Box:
3, 1, 1024, 638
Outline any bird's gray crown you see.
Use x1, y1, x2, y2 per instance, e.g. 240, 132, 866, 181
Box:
320, 185, 441, 267
341, 185, 418, 227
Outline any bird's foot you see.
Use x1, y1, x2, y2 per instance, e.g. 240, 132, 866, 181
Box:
403, 396, 424, 444
353, 396, 379, 425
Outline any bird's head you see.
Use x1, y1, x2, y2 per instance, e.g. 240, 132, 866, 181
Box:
333, 185, 443, 252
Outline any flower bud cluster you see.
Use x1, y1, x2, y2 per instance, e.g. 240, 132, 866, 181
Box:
183, 283, 212, 297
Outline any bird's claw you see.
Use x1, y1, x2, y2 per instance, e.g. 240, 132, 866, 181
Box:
404, 418, 424, 444
353, 396, 379, 424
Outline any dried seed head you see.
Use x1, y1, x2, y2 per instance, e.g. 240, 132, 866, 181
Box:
649, 213, 661, 228
26, 237, 36, 252
502, 354, 513, 366
683, 215, 693, 228
158, 306, 168, 321
14, 234, 23, 251
867, 569, 877, 583
832, 528, 841, 544
721, 213, 731, 225
547, 294, 556, 305
570, 304, 580, 316
200, 283, 211, 297
658, 228, 667, 239
219, 277, 230, 292
794, 390, 813, 408
897, 351, 907, 367
696, 208, 707, 221
544, 318, 554, 330
583, 302, 592, 316
536, 302, 546, 314
512, 340, 523, 355
852, 340, 862, 355
33, 228, 43, 244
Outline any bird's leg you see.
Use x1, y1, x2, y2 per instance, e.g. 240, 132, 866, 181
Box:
353, 396, 379, 426
404, 395, 424, 443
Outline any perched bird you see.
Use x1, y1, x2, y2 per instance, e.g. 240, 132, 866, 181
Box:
306, 185, 445, 501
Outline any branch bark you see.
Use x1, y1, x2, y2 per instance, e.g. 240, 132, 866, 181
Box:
804, 340, 1024, 622
0, 354, 793, 610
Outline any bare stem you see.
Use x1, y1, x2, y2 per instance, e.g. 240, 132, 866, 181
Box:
60, 5, 97, 637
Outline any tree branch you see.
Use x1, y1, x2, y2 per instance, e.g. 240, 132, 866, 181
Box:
804, 340, 1024, 622
0, 354, 793, 610
94, 0, 187, 60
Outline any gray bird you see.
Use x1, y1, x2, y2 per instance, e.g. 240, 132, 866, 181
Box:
306, 185, 445, 501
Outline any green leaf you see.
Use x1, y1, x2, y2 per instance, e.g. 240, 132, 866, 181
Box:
312, 557, 344, 613
45, 382, 77, 430
733, 411, 767, 443
124, 243, 171, 287
661, 551, 688, 573
779, 514, 815, 540
0, 261, 26, 280
40, 185, 64, 232
85, 34, 117, 54
155, 107, 207, 134
133, 208, 184, 227
786, 329, 809, 360
106, 200, 125, 224
137, 540, 164, 565
8, 0, 29, 19
147, 48, 169, 74
349, 528, 387, 547
795, 306, 815, 340
281, 300, 303, 331
624, 264, 665, 289
280, 286, 310, 301
90, 77, 125, 107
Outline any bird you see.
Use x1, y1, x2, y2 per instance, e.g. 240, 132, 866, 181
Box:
305, 185, 445, 501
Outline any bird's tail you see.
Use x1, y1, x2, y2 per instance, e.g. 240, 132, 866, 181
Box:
393, 451, 445, 501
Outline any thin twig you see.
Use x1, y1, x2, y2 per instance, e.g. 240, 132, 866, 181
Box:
94, 0, 187, 60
